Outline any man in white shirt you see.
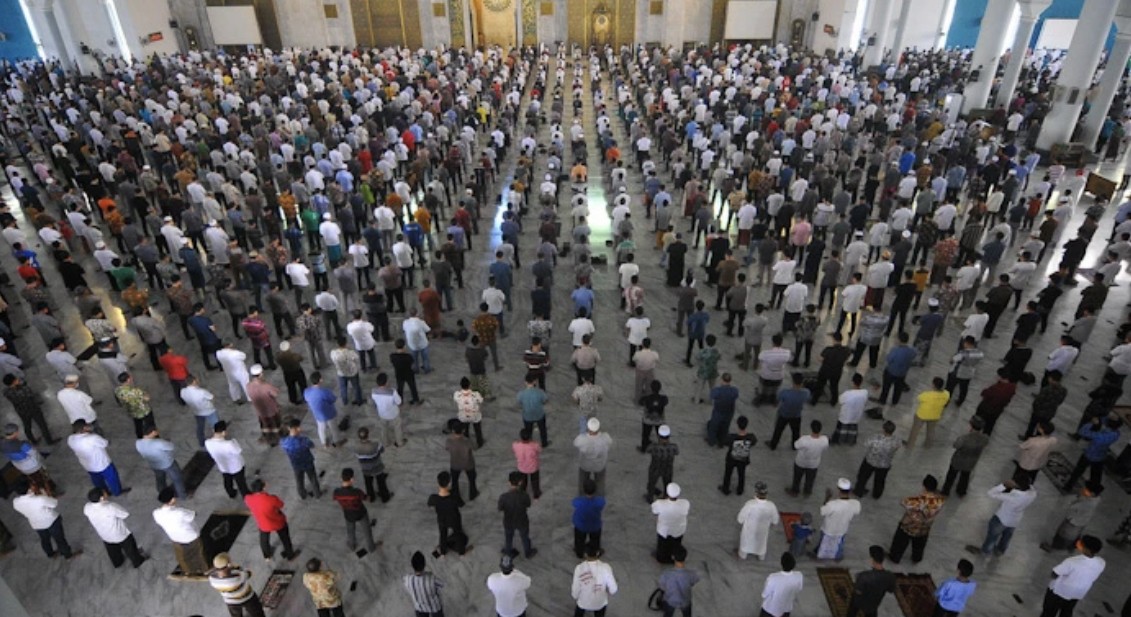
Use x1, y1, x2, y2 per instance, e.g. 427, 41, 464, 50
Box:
834, 374, 869, 444
817, 478, 862, 559
68, 420, 128, 496
57, 374, 99, 428
319, 213, 343, 262
13, 483, 79, 558
737, 481, 780, 560
976, 477, 1037, 556
347, 311, 378, 370
153, 487, 208, 576
402, 308, 432, 374
215, 343, 250, 403
204, 421, 251, 498
781, 274, 809, 333
837, 273, 868, 336
285, 257, 312, 305
83, 488, 145, 567
571, 549, 619, 615
569, 311, 596, 348
652, 482, 691, 564
625, 307, 651, 364
487, 556, 532, 617
789, 420, 829, 497
1042, 535, 1106, 615
865, 255, 895, 310
770, 255, 797, 308
961, 303, 990, 342
617, 255, 640, 309
760, 552, 804, 617
371, 372, 405, 447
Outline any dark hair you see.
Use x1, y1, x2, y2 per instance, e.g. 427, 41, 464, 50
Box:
923, 475, 938, 491
672, 546, 688, 562
869, 545, 886, 563
810, 420, 822, 433
957, 559, 974, 577
341, 468, 355, 480
736, 416, 748, 429
437, 471, 451, 487
780, 552, 796, 571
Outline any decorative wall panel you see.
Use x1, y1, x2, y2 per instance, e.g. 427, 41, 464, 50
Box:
521, 0, 537, 45
448, 0, 465, 46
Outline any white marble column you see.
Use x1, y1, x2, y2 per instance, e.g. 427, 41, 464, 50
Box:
888, 0, 914, 60
960, 0, 1017, 113
862, 0, 894, 66
1036, 0, 1120, 149
994, 0, 1050, 109
1078, 7, 1131, 148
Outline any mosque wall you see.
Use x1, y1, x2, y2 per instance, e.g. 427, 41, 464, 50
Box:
0, 0, 38, 60
535, 0, 568, 45
115, 0, 181, 59
273, 0, 356, 49
418, 0, 452, 49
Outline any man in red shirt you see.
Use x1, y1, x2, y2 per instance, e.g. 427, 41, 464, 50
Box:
158, 346, 190, 403
973, 368, 1017, 436
244, 479, 298, 560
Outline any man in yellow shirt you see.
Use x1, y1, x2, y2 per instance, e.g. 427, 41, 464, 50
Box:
906, 377, 950, 449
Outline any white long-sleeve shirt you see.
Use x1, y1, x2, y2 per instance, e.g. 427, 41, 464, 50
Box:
204, 437, 245, 474
987, 484, 1037, 527
761, 570, 804, 617
571, 559, 619, 611
84, 500, 132, 543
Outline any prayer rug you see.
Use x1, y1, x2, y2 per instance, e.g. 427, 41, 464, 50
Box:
817, 567, 853, 617
260, 570, 295, 609
894, 573, 937, 617
1043, 451, 1076, 494
201, 512, 249, 559
183, 450, 216, 494
780, 511, 802, 542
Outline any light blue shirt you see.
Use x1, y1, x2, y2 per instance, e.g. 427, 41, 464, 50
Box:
936, 578, 976, 612
135, 438, 176, 470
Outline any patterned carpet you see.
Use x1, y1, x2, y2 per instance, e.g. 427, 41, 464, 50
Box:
817, 567, 853, 617
894, 573, 937, 617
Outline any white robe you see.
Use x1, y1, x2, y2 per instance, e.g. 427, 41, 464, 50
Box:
215, 348, 250, 402
737, 498, 779, 559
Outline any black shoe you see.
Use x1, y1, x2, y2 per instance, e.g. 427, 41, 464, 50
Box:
718, 485, 730, 495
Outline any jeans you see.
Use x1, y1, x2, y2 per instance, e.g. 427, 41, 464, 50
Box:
450, 468, 478, 501
573, 527, 601, 558
768, 416, 801, 450
89, 463, 124, 495
36, 517, 73, 558
791, 464, 818, 494
194, 412, 220, 448
879, 370, 907, 405
941, 466, 972, 496
411, 347, 433, 373
503, 525, 533, 556
854, 460, 890, 498
721, 459, 748, 494
259, 524, 295, 559
889, 527, 928, 563
523, 418, 549, 447
662, 602, 692, 617
222, 469, 251, 498
153, 462, 187, 500
315, 418, 342, 447
293, 466, 321, 499
338, 374, 363, 403
104, 533, 145, 567
981, 514, 1015, 555
345, 515, 377, 552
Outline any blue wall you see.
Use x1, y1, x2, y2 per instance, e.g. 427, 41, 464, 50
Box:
0, 0, 36, 61
946, 0, 1116, 51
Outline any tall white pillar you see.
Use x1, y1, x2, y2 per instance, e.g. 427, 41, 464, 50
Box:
994, 7, 1044, 109
961, 0, 1017, 113
1079, 6, 1131, 149
1036, 0, 1120, 150
889, 0, 915, 61
863, 0, 895, 66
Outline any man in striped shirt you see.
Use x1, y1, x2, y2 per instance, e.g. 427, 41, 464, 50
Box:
404, 551, 444, 616
208, 552, 266, 617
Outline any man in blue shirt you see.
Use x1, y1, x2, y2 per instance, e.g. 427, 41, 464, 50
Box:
571, 479, 605, 558
517, 373, 549, 447
879, 332, 917, 405
280, 419, 321, 499
571, 285, 595, 317
500, 212, 521, 269
707, 373, 740, 447
303, 371, 342, 448
934, 558, 976, 616
1065, 416, 1122, 489
769, 373, 810, 450
657, 546, 699, 616
684, 301, 710, 366
488, 253, 514, 311
187, 302, 222, 370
